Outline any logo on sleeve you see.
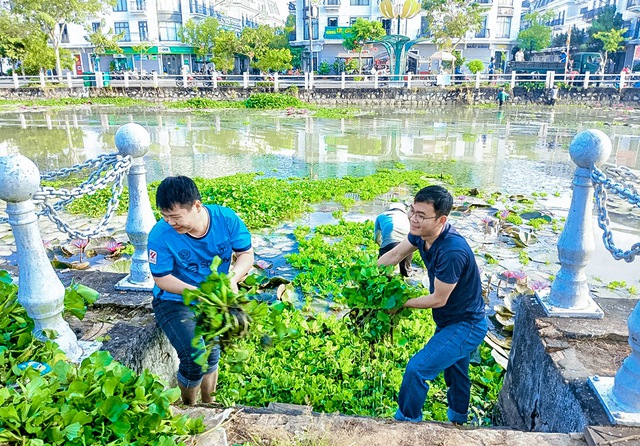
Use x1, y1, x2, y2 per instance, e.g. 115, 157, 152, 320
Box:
149, 250, 157, 264
178, 249, 191, 261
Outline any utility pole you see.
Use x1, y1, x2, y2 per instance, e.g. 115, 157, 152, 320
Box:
307, 1, 316, 72
564, 26, 572, 74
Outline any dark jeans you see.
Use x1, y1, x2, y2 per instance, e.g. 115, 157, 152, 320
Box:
152, 298, 220, 388
394, 318, 488, 423
379, 242, 411, 277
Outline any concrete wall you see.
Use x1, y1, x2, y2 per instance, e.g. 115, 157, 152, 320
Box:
1, 85, 638, 107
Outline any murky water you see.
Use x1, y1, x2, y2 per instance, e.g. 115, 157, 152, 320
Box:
0, 105, 638, 286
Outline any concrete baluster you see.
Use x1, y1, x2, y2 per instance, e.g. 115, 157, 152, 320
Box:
212, 73, 218, 89
536, 129, 610, 318
13, 72, 19, 89
0, 155, 82, 361
152, 71, 159, 88
374, 71, 379, 89
124, 71, 130, 88
475, 72, 480, 89
304, 72, 309, 90
510, 71, 516, 90
66, 72, 72, 89
619, 72, 626, 91
406, 72, 412, 89
243, 71, 249, 89
612, 302, 640, 407
584, 72, 590, 89
39, 71, 46, 89
274, 72, 279, 92
341, 72, 345, 89
309, 71, 314, 90
114, 123, 156, 291
96, 71, 103, 89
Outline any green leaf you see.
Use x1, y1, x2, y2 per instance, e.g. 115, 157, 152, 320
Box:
64, 422, 82, 441
98, 396, 129, 422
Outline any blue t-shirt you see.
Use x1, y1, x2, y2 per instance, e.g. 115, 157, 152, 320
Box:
408, 223, 485, 327
148, 204, 252, 302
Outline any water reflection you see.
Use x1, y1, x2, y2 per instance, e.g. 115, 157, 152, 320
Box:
0, 107, 638, 196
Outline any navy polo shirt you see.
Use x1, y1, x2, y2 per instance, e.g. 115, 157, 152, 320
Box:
408, 223, 485, 327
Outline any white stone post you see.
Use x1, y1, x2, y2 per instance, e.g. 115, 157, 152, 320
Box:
619, 72, 626, 91
39, 71, 46, 89
584, 72, 590, 89
0, 155, 82, 361
406, 72, 412, 89
535, 130, 609, 319
212, 73, 218, 89
124, 71, 130, 88
114, 123, 156, 291
13, 72, 19, 89
182, 70, 188, 87
510, 71, 516, 90
475, 72, 481, 89
66, 72, 73, 89
152, 71, 159, 88
341, 72, 346, 89
243, 71, 249, 89
548, 70, 555, 89
95, 71, 103, 89
374, 71, 379, 89
274, 72, 279, 92
304, 72, 309, 90
309, 71, 314, 90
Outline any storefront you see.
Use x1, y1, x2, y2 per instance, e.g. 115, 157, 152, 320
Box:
102, 45, 194, 74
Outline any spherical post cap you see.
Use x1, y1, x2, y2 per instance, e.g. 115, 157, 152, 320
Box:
569, 129, 612, 168
0, 155, 40, 203
115, 123, 151, 158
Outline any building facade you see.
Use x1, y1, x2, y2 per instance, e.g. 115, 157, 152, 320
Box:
61, 0, 285, 75
289, 0, 523, 74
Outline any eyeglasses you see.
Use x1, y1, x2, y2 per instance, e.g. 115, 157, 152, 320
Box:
407, 206, 438, 223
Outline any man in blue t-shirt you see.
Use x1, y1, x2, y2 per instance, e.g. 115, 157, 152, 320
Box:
148, 176, 253, 405
378, 185, 487, 424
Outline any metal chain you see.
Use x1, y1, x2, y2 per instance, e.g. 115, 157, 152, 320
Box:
39, 154, 117, 181
591, 164, 640, 263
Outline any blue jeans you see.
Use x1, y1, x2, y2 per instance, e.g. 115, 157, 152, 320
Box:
152, 298, 220, 388
395, 318, 488, 423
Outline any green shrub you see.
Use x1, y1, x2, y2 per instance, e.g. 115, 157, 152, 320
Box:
467, 59, 485, 74
256, 81, 275, 88
245, 93, 304, 109
217, 81, 241, 87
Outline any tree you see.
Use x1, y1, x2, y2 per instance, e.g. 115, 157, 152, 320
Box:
551, 26, 589, 52
10, 0, 114, 79
420, 0, 486, 52
593, 28, 627, 69
253, 48, 292, 73
212, 30, 238, 73
237, 25, 274, 71
0, 12, 30, 74
180, 18, 219, 63
342, 18, 386, 73
517, 12, 553, 55
587, 6, 625, 52
132, 42, 152, 74
84, 20, 123, 71
466, 59, 484, 74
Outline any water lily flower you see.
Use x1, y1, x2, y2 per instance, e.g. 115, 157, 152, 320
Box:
105, 240, 123, 253
71, 239, 89, 249
499, 209, 510, 220
530, 280, 550, 292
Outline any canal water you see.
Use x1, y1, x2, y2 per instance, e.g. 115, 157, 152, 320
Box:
0, 105, 638, 288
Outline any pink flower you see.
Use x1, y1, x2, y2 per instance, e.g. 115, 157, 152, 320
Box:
105, 240, 123, 253
499, 209, 510, 219
530, 280, 550, 292
513, 271, 527, 281
481, 216, 493, 225
71, 239, 89, 249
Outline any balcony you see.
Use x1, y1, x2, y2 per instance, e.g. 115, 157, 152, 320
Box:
190, 3, 209, 16
475, 28, 490, 38
324, 0, 341, 9
476, 0, 493, 4
497, 6, 514, 15
628, 0, 640, 12
583, 6, 608, 20
130, 0, 146, 12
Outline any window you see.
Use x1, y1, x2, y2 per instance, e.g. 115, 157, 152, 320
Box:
475, 16, 489, 37
159, 21, 181, 41
91, 22, 101, 33
350, 0, 369, 4
138, 21, 148, 41
381, 18, 392, 35
496, 16, 511, 38
303, 18, 319, 39
326, 0, 340, 4
327, 17, 338, 27
349, 17, 359, 25
114, 22, 131, 41
157, 0, 180, 12
497, 0, 513, 5
114, 0, 127, 11
61, 24, 69, 43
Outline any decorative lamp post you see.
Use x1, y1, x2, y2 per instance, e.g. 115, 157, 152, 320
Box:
377, 0, 422, 79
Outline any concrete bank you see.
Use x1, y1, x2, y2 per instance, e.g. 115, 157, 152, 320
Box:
498, 296, 635, 433
1, 85, 639, 107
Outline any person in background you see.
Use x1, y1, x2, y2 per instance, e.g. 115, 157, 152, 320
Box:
378, 185, 487, 425
148, 176, 254, 405
515, 49, 525, 62
497, 87, 509, 108
549, 84, 559, 106
374, 202, 412, 277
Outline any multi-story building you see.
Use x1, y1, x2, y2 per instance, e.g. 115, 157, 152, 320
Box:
62, 0, 285, 75
289, 0, 522, 74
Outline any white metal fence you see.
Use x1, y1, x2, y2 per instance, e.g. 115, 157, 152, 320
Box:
1, 70, 639, 91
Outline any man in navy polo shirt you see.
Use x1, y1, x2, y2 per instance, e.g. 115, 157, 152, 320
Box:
378, 185, 487, 424
148, 176, 253, 405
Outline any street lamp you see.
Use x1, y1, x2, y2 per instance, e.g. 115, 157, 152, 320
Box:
379, 0, 420, 35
